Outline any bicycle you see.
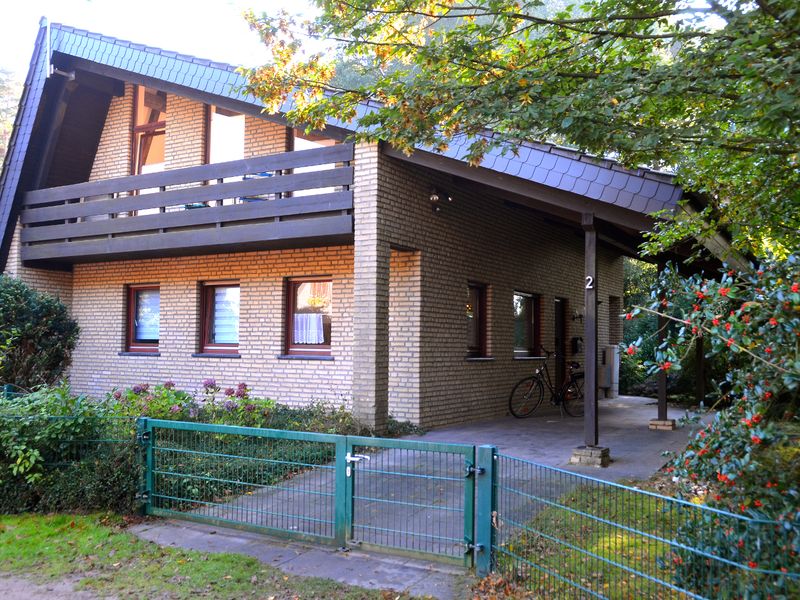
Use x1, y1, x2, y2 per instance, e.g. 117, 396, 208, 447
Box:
508, 348, 585, 418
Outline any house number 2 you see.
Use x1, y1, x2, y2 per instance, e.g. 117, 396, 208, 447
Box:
585, 276, 594, 290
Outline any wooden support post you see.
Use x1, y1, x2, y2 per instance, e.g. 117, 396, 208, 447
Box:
650, 288, 676, 430
582, 213, 598, 448
657, 311, 668, 421
696, 335, 705, 407
570, 213, 610, 466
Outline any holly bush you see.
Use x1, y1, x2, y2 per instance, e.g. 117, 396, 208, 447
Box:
625, 254, 800, 591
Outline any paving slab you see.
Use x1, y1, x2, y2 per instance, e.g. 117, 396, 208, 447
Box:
406, 395, 707, 482
130, 519, 474, 600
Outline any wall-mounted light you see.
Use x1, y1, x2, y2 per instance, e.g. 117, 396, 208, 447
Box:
572, 308, 584, 323
430, 187, 453, 213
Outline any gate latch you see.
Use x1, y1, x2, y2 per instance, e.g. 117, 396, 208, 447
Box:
345, 452, 370, 477
464, 542, 484, 555
464, 464, 485, 478
136, 431, 151, 445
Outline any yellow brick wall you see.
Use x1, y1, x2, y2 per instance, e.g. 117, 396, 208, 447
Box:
371, 152, 625, 428
69, 247, 355, 406
166, 95, 206, 169
244, 117, 292, 157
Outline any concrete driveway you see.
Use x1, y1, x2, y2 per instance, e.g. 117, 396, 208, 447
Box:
406, 395, 704, 482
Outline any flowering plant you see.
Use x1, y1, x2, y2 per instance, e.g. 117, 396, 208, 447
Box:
624, 254, 800, 589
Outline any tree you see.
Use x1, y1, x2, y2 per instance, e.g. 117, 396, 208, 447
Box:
242, 0, 800, 257
0, 70, 20, 166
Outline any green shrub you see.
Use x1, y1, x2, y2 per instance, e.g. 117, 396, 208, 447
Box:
0, 384, 139, 513
625, 254, 800, 594
0, 276, 79, 388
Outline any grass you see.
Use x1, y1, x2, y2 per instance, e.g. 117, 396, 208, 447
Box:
496, 482, 690, 599
0, 513, 419, 599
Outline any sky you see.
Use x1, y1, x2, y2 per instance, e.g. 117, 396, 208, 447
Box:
0, 0, 311, 79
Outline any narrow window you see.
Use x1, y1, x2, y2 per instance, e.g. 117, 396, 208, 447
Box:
286, 279, 333, 355
467, 283, 487, 357
132, 86, 166, 176
127, 285, 160, 352
201, 284, 240, 354
513, 292, 541, 357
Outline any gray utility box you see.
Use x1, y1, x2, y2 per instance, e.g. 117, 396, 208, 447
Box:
598, 345, 620, 399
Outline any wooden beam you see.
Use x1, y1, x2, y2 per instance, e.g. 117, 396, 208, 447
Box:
31, 78, 74, 189
657, 311, 668, 421
696, 335, 705, 407
23, 144, 354, 206
21, 190, 352, 243
583, 212, 599, 447
22, 167, 354, 223
21, 214, 353, 263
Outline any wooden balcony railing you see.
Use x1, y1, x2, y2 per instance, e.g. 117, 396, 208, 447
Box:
19, 144, 354, 266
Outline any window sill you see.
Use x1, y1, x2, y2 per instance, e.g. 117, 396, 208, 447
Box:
277, 355, 334, 361
118, 351, 160, 357
191, 353, 241, 359
465, 356, 495, 362
513, 356, 546, 361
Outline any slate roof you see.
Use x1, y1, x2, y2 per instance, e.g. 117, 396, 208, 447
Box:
0, 21, 683, 266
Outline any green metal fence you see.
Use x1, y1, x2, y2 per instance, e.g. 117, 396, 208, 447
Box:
0, 413, 138, 465
2, 406, 798, 598
346, 435, 475, 562
477, 449, 800, 599
139, 419, 476, 565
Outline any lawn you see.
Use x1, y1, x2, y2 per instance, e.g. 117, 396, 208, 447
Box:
495, 481, 682, 599
0, 513, 417, 599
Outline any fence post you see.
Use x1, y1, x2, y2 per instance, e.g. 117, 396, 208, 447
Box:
136, 417, 152, 516
2, 384, 12, 401
475, 445, 497, 577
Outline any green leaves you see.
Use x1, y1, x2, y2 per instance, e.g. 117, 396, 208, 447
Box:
242, 0, 800, 258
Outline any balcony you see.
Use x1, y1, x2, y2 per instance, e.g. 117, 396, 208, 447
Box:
19, 144, 354, 267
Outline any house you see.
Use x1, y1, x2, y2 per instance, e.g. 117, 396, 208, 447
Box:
0, 20, 686, 444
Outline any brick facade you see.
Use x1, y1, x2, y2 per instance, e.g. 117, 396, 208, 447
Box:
69, 247, 355, 406
4, 85, 625, 429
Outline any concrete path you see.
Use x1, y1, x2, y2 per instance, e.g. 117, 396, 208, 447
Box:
130, 519, 474, 599
407, 395, 704, 481
136, 395, 703, 599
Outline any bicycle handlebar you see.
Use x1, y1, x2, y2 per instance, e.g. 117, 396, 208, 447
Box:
536, 347, 581, 370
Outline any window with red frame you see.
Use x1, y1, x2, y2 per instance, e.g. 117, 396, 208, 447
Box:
467, 283, 487, 357
127, 285, 160, 352
201, 283, 240, 354
513, 291, 542, 357
286, 279, 332, 355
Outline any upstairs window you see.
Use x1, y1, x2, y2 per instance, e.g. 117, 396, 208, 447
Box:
127, 285, 160, 352
207, 106, 245, 165
513, 292, 541, 357
467, 283, 487, 358
286, 279, 332, 356
201, 283, 240, 354
132, 86, 166, 176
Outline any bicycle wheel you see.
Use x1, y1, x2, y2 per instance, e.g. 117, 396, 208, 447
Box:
509, 376, 545, 418
561, 374, 585, 417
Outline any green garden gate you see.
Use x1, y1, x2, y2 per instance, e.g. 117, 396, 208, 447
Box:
138, 419, 477, 566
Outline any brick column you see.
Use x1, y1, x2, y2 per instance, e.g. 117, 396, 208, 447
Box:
352, 143, 390, 431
